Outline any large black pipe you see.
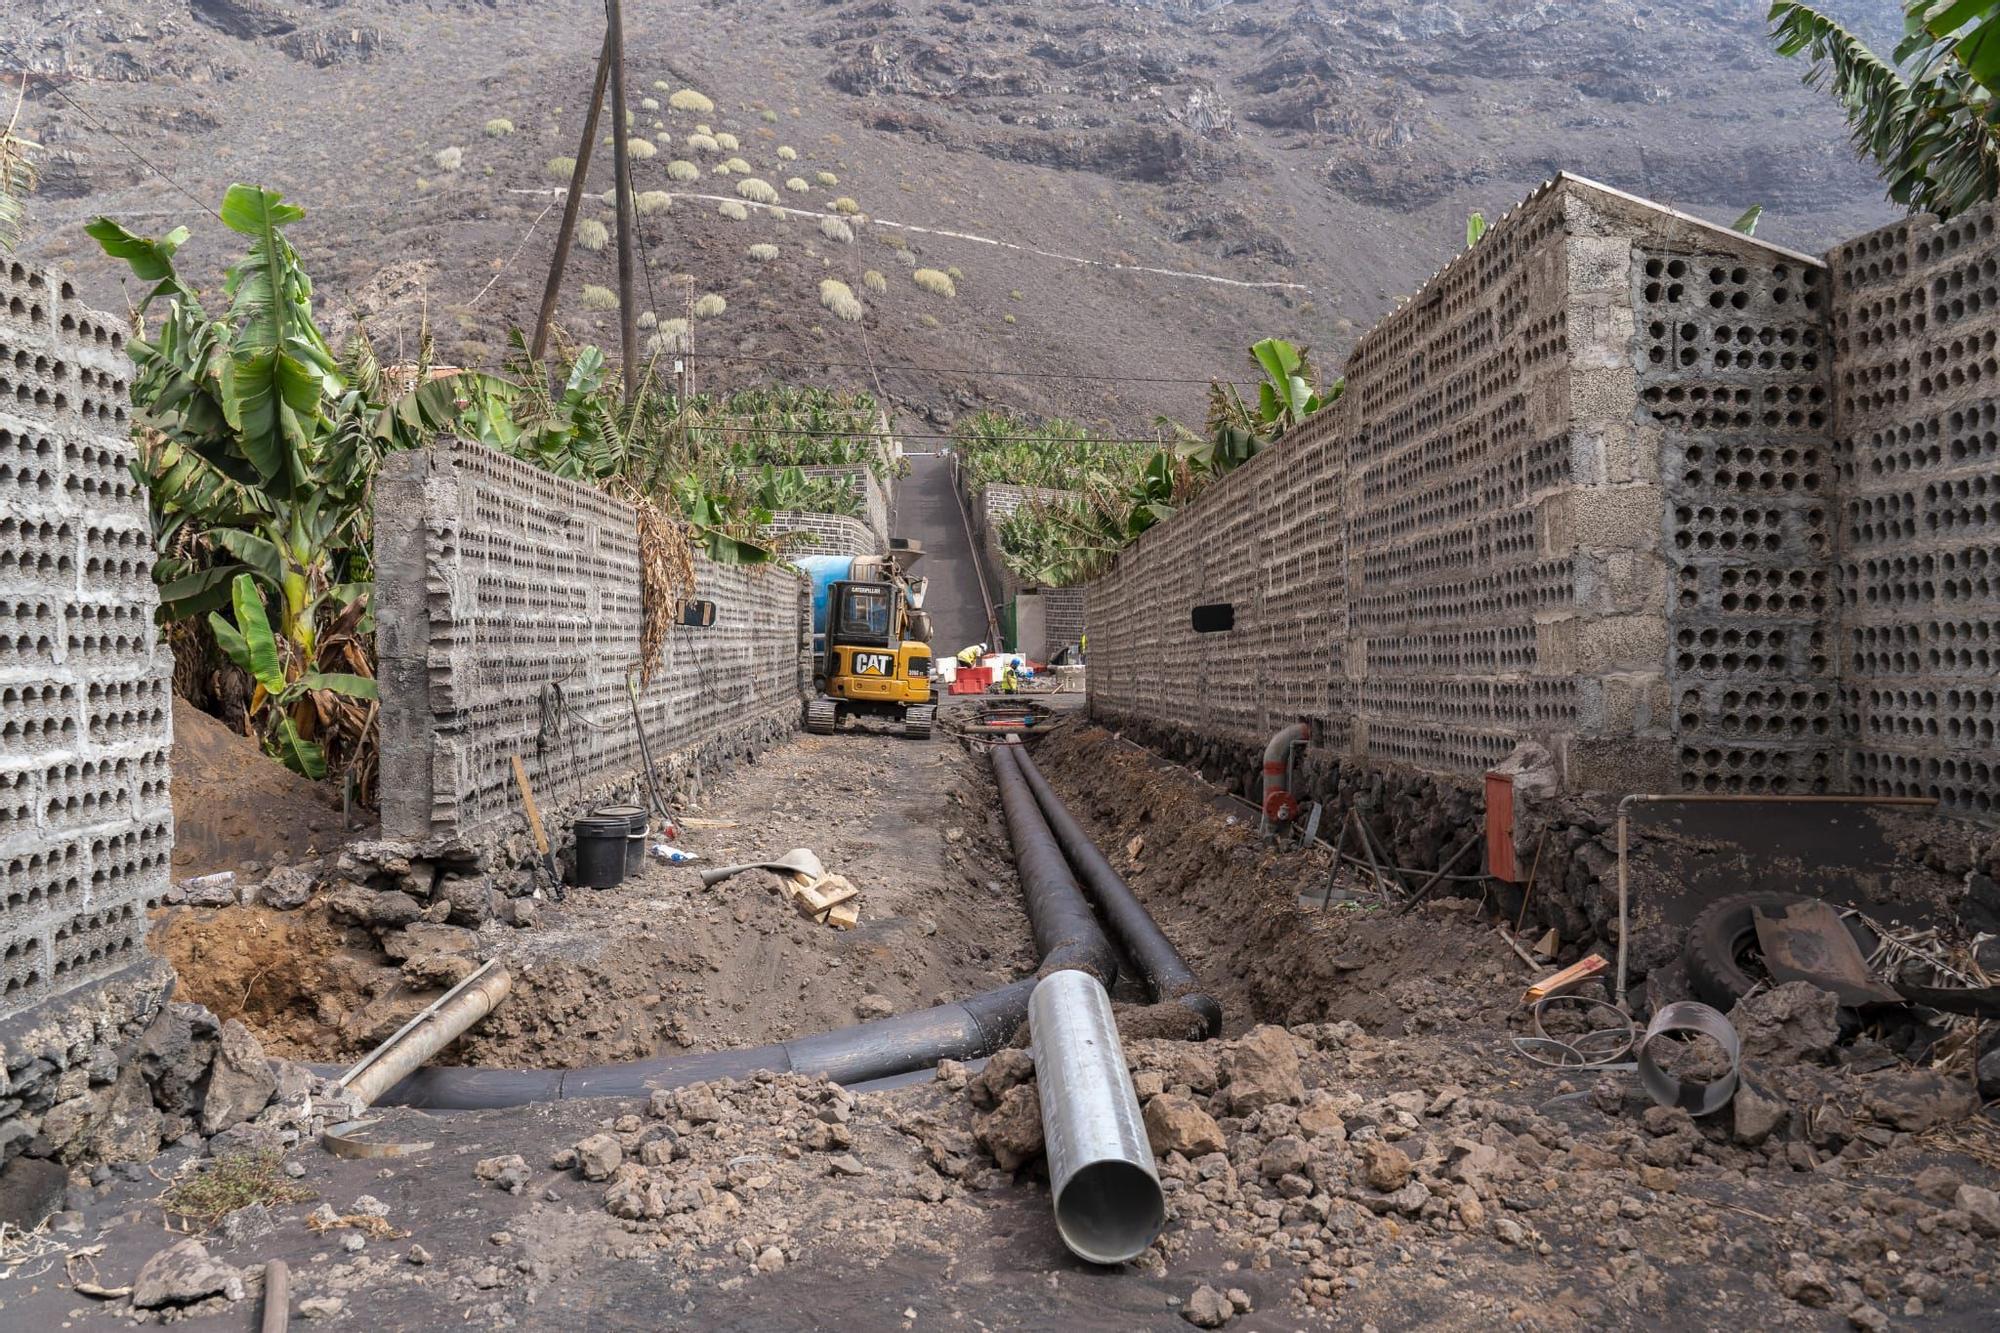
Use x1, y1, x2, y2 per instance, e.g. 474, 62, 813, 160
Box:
1010, 742, 1223, 1037
355, 745, 1121, 1110
366, 979, 1037, 1110
990, 742, 1119, 987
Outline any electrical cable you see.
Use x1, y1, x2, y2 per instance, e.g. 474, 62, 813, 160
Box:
679, 348, 1261, 388
0, 53, 225, 224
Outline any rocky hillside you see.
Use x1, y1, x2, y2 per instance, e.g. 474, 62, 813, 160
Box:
3, 0, 1903, 427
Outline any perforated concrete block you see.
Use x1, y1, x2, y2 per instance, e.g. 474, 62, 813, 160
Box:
375, 439, 808, 846
0, 256, 165, 1024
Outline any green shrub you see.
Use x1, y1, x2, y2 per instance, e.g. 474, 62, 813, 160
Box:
862, 269, 887, 293
686, 132, 720, 154
641, 97, 660, 112
694, 293, 727, 317
627, 137, 658, 159
820, 216, 854, 244
649, 318, 691, 354
881, 234, 907, 250
717, 200, 749, 220
894, 249, 916, 266
819, 280, 866, 323
434, 146, 464, 173
710, 163, 732, 176
913, 268, 955, 297
580, 284, 617, 311
1009, 289, 1022, 299
667, 159, 699, 181
747, 242, 780, 261
636, 190, 673, 215
760, 109, 780, 124
716, 132, 740, 151
669, 89, 715, 114
815, 170, 838, 186
694, 123, 713, 135
737, 178, 780, 205
946, 265, 963, 279
652, 80, 671, 93
577, 218, 610, 251
777, 145, 798, 160
723, 156, 753, 174
1003, 313, 1016, 324
954, 412, 1154, 491
483, 118, 514, 138
785, 176, 810, 193
831, 196, 860, 216
546, 155, 577, 180
918, 313, 939, 328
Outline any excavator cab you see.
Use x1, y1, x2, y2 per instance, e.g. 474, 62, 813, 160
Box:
803, 546, 935, 739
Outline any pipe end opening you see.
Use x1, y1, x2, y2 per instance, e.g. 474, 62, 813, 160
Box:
1052, 1158, 1165, 1265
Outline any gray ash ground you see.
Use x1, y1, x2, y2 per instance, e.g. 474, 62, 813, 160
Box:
12, 722, 1999, 1330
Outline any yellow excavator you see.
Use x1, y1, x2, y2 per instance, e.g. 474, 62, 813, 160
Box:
800, 541, 935, 739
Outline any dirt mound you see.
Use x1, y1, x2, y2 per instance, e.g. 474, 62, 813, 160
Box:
156, 727, 1036, 1070
170, 698, 352, 878
1031, 724, 1518, 1038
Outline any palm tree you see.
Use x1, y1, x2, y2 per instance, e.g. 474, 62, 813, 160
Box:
1769, 2, 2000, 218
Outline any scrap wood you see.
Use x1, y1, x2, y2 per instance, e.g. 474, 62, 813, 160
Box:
1522, 953, 1608, 1005
823, 900, 860, 929
794, 873, 858, 915
306, 1212, 408, 1240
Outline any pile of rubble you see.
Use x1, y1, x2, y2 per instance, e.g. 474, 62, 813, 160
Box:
491, 995, 1994, 1327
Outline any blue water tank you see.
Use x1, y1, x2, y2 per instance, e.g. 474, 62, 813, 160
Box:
797, 555, 856, 655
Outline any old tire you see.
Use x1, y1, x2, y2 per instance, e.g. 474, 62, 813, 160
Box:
1682, 891, 1879, 1009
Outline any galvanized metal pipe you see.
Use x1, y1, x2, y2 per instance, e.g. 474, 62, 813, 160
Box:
1029, 969, 1165, 1265
1010, 743, 1221, 1036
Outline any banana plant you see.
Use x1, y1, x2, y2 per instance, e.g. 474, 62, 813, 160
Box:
209, 573, 376, 779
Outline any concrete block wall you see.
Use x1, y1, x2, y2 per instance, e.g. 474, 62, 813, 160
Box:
376, 439, 808, 848
1085, 174, 2000, 814
798, 463, 890, 554
0, 256, 171, 1026
976, 482, 1078, 607
769, 509, 876, 557
1827, 207, 2000, 820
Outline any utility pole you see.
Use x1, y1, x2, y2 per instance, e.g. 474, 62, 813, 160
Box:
606, 0, 642, 402
529, 27, 614, 364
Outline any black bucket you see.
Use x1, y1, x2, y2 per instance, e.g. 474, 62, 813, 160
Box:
572, 815, 630, 889
593, 803, 648, 876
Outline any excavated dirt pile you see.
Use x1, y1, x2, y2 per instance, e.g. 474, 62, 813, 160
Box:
150, 734, 1033, 1069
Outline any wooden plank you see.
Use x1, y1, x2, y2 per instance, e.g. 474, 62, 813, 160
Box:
1522, 953, 1608, 1005
822, 900, 860, 930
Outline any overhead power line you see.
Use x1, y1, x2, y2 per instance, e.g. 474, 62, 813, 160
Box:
0, 53, 224, 224
682, 348, 1253, 387
669, 423, 1178, 446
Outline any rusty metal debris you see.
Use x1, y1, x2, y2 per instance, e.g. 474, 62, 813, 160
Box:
1512, 994, 1635, 1070
1754, 899, 1902, 1006
1636, 1001, 1741, 1115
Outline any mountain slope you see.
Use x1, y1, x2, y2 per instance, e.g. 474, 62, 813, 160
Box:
3, 0, 1903, 428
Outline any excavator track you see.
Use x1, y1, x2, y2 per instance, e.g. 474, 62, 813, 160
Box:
901, 704, 936, 739
804, 697, 840, 735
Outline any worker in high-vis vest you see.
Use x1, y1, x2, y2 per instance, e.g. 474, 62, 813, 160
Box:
956, 642, 987, 668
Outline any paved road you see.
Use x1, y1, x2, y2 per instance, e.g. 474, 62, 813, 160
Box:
894, 452, 993, 657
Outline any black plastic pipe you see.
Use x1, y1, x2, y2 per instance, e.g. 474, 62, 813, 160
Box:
990, 742, 1120, 987
361, 978, 1037, 1110
1009, 743, 1223, 1037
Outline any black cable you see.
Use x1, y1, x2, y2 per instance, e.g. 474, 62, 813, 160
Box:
677, 423, 1175, 446
1, 57, 225, 224
683, 347, 1256, 387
